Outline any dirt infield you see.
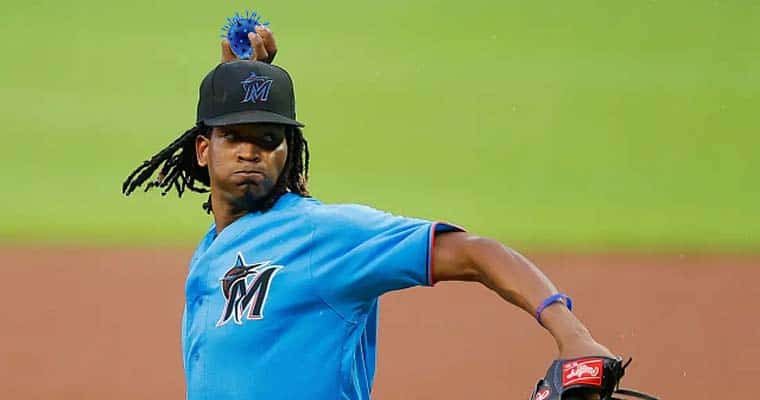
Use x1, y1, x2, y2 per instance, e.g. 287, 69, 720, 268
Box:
0, 248, 757, 399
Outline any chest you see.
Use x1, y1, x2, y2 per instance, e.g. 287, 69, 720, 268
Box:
184, 232, 318, 333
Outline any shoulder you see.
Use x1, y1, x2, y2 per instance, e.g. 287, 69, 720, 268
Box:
308, 202, 419, 230
310, 202, 385, 220
271, 195, 392, 233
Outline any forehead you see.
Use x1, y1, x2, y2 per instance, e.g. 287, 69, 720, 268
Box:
214, 123, 287, 135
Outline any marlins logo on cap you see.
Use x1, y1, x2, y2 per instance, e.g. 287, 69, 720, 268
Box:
241, 72, 273, 103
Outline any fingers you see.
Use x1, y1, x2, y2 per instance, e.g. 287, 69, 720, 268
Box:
256, 25, 278, 63
221, 27, 277, 64
221, 38, 236, 63
249, 32, 270, 62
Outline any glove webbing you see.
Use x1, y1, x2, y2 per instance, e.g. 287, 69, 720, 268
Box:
610, 359, 658, 400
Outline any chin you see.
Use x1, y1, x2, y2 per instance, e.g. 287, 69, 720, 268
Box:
236, 188, 266, 208
243, 183, 270, 199
229, 184, 275, 212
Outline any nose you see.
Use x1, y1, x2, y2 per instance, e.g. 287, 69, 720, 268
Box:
237, 141, 262, 163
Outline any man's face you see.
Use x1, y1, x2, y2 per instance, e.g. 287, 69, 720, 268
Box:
196, 123, 288, 212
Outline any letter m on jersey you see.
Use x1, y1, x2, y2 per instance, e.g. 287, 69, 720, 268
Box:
241, 72, 273, 103
216, 253, 282, 327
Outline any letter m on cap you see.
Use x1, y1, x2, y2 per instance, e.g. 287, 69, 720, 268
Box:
241, 72, 273, 103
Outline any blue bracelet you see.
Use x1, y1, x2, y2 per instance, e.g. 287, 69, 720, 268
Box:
535, 293, 573, 326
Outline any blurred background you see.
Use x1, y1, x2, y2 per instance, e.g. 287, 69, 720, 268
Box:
1, 1, 759, 399
1, 0, 757, 251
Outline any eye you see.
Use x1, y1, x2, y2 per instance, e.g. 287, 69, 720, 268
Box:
223, 131, 237, 141
253, 132, 284, 151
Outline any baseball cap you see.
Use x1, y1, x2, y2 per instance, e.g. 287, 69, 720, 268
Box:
196, 60, 304, 127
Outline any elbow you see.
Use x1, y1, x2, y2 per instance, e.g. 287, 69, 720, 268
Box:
463, 236, 508, 283
433, 232, 513, 283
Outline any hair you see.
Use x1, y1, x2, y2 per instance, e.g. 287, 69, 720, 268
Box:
122, 123, 310, 213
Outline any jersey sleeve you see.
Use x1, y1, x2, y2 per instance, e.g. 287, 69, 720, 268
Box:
307, 204, 463, 321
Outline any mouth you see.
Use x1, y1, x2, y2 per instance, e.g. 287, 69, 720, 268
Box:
234, 170, 265, 177
232, 170, 266, 184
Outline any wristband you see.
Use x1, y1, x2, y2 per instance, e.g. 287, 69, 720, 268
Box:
535, 293, 573, 326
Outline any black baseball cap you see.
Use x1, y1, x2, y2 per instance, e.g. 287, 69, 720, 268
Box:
196, 60, 304, 127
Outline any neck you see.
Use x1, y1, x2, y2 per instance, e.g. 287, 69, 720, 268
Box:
209, 189, 290, 234
210, 192, 250, 235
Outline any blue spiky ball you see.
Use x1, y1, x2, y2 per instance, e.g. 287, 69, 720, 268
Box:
221, 11, 270, 59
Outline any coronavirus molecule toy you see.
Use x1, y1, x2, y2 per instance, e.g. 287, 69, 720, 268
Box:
221, 10, 270, 59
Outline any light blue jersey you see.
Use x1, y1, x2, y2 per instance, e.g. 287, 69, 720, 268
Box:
182, 193, 461, 399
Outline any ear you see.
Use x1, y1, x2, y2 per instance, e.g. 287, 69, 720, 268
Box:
196, 132, 210, 167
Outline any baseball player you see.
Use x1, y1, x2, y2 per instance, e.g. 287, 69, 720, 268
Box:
123, 27, 653, 400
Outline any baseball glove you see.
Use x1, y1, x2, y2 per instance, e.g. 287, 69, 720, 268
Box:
528, 357, 658, 400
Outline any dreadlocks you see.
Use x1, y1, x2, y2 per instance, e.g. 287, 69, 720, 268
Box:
122, 124, 310, 213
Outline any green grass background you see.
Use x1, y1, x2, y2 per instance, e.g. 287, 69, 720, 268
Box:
0, 1, 757, 251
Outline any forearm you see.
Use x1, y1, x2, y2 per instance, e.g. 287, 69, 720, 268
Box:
463, 238, 594, 350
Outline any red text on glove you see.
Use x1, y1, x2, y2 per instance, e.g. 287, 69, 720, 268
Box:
562, 358, 603, 387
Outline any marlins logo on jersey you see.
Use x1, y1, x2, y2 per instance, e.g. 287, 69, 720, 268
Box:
216, 252, 282, 327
